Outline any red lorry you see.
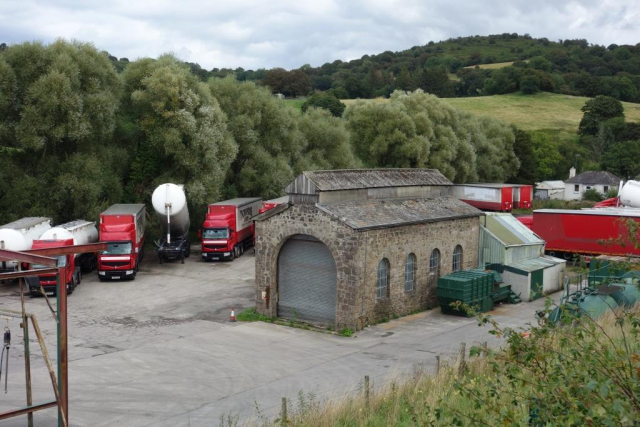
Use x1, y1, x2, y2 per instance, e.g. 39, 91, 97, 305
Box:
98, 204, 146, 281
28, 238, 80, 295
200, 198, 262, 261
531, 208, 640, 259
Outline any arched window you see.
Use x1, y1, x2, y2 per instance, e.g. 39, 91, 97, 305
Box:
452, 245, 463, 272
404, 253, 416, 292
429, 249, 440, 287
377, 258, 390, 298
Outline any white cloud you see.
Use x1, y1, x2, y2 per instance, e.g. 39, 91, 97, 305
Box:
0, 0, 638, 70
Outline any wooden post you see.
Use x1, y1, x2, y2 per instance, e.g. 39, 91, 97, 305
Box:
280, 398, 287, 426
436, 355, 440, 374
18, 270, 33, 427
364, 375, 370, 411
458, 342, 466, 376
482, 341, 488, 357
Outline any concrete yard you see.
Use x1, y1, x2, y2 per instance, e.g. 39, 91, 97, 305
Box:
0, 249, 554, 426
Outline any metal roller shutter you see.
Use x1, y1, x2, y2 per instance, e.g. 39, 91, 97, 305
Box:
278, 235, 337, 324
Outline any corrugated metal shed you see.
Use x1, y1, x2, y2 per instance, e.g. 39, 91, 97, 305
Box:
285, 169, 452, 194
506, 256, 565, 273
316, 197, 481, 231
484, 214, 543, 246
478, 213, 545, 266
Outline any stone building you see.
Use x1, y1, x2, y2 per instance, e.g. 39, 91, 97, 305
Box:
254, 169, 482, 331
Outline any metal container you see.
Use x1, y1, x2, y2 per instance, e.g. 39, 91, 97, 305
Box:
549, 289, 620, 323
437, 270, 494, 316
607, 282, 640, 307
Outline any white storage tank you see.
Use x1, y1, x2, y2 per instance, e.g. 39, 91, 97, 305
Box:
39, 220, 99, 250
0, 217, 52, 270
620, 180, 640, 208
152, 183, 190, 238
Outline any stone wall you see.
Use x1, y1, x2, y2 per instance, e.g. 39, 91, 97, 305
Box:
254, 204, 361, 330
357, 217, 480, 325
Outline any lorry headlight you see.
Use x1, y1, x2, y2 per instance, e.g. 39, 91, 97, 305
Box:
99, 271, 105, 276
126, 270, 134, 275
224, 252, 230, 256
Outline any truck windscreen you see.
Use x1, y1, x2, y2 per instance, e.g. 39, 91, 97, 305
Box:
101, 242, 132, 255
203, 228, 229, 239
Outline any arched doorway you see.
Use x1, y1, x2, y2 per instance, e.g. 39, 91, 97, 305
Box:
277, 234, 337, 324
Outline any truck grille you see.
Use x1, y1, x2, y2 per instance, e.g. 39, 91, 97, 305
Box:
204, 245, 227, 250
102, 261, 129, 268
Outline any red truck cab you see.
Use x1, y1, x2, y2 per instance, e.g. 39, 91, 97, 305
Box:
28, 238, 80, 295
201, 198, 261, 261
98, 204, 146, 281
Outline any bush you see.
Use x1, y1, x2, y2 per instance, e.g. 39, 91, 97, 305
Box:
582, 188, 604, 202
301, 92, 346, 117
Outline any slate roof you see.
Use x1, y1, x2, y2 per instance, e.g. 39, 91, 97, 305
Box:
316, 197, 482, 230
565, 171, 621, 186
293, 169, 452, 192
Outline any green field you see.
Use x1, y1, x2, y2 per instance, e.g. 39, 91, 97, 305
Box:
463, 61, 516, 70
283, 98, 305, 111
340, 93, 640, 132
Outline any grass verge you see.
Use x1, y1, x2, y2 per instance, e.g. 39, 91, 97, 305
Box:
236, 307, 272, 323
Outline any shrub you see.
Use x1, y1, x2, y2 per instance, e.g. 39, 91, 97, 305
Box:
301, 92, 346, 117
582, 188, 605, 202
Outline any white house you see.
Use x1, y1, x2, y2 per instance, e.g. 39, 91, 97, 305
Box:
534, 180, 565, 200
564, 168, 621, 200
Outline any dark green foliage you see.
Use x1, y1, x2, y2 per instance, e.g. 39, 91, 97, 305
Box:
511, 128, 537, 183
520, 74, 540, 94
301, 92, 346, 117
582, 188, 605, 202
578, 95, 625, 136
602, 140, 640, 179
417, 66, 454, 97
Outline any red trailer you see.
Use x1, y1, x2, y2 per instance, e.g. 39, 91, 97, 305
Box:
98, 204, 146, 281
29, 238, 80, 295
532, 208, 640, 258
259, 196, 289, 214
451, 184, 513, 212
513, 185, 532, 209
200, 198, 262, 261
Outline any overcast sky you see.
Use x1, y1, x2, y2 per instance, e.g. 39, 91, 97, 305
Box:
1, 0, 638, 70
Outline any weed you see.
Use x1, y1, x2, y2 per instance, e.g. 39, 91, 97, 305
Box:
339, 328, 354, 337
236, 307, 272, 323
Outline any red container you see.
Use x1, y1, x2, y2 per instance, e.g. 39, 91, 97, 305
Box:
452, 184, 513, 212
516, 215, 533, 229
532, 208, 640, 257
513, 185, 532, 209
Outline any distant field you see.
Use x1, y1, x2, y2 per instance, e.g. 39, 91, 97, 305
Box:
447, 92, 640, 131
283, 98, 305, 111
341, 93, 640, 132
463, 61, 515, 70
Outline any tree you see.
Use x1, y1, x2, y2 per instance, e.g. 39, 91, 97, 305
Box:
417, 66, 453, 97
343, 98, 430, 168
208, 76, 305, 199
511, 128, 536, 183
122, 55, 236, 210
298, 108, 359, 170
601, 140, 640, 179
578, 95, 624, 136
0, 40, 123, 223
520, 74, 540, 94
301, 92, 346, 117
396, 67, 415, 91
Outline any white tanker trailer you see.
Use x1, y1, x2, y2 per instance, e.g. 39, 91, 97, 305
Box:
37, 220, 99, 272
0, 217, 51, 272
151, 183, 191, 263
619, 180, 640, 208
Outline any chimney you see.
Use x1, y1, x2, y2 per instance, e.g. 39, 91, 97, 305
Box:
569, 167, 576, 179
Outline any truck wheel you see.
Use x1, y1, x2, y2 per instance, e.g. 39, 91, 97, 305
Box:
78, 271, 82, 285
239, 244, 244, 255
